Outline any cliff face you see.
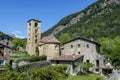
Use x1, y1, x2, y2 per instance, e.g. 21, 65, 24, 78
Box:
42, 0, 120, 41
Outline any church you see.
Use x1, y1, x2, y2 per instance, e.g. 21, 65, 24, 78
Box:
26, 19, 60, 60
26, 19, 107, 73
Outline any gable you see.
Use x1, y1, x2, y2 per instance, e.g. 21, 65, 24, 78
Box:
63, 37, 100, 46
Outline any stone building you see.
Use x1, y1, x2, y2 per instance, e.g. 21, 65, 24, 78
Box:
51, 55, 84, 74
38, 35, 60, 60
26, 19, 41, 55
26, 19, 60, 59
0, 32, 12, 65
61, 37, 105, 71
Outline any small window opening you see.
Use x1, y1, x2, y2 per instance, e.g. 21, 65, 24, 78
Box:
96, 60, 99, 66
7, 42, 9, 46
86, 44, 89, 48
78, 44, 80, 48
71, 45, 73, 48
35, 23, 38, 27
35, 35, 37, 38
86, 60, 90, 63
1, 37, 4, 40
35, 39, 37, 43
29, 23, 31, 26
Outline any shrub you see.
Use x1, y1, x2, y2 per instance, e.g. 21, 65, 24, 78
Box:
14, 55, 47, 63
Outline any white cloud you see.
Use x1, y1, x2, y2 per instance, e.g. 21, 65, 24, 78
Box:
12, 30, 25, 39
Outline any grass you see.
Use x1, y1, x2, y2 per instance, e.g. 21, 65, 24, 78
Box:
67, 73, 103, 80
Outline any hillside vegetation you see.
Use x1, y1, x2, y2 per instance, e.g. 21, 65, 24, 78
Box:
42, 0, 120, 67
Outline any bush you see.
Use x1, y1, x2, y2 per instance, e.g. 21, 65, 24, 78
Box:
0, 65, 68, 80
14, 55, 47, 63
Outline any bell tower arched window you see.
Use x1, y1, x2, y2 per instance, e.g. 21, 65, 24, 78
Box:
35, 23, 38, 27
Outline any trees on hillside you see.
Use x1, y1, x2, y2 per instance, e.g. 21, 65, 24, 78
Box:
12, 38, 26, 51
59, 33, 71, 44
100, 36, 120, 67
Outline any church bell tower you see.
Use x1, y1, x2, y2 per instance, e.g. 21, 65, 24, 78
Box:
26, 19, 41, 55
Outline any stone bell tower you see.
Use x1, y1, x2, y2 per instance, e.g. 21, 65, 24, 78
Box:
26, 19, 41, 55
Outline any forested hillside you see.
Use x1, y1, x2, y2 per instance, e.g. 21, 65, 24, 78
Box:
42, 0, 120, 66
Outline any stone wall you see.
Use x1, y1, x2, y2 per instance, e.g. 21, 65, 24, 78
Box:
109, 70, 120, 80
39, 43, 60, 60
62, 39, 98, 65
13, 61, 50, 71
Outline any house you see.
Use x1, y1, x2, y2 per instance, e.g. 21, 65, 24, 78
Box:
38, 35, 60, 60
0, 32, 12, 65
51, 55, 84, 74
60, 37, 105, 72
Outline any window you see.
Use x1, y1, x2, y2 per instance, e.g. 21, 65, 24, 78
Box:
0, 60, 4, 65
7, 38, 9, 41
35, 23, 38, 27
29, 23, 31, 26
61, 48, 64, 50
35, 35, 37, 38
96, 60, 99, 66
78, 52, 80, 54
71, 45, 73, 48
86, 60, 90, 63
86, 44, 89, 48
35, 39, 37, 43
6, 42, 9, 46
1, 37, 4, 40
78, 44, 80, 48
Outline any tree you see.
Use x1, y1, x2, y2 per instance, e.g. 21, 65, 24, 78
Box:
59, 33, 71, 44
75, 62, 94, 75
12, 38, 26, 51
35, 46, 39, 55
111, 45, 120, 67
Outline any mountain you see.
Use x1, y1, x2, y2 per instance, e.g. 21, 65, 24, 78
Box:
0, 31, 5, 35
42, 0, 120, 66
42, 0, 120, 42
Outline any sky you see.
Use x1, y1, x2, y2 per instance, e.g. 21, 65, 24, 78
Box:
0, 0, 97, 38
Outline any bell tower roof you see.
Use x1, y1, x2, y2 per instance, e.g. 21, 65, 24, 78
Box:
27, 19, 41, 23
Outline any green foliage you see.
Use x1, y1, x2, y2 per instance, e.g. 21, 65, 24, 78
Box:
75, 62, 94, 75
0, 66, 68, 80
99, 36, 120, 67
67, 73, 103, 80
42, 0, 120, 67
59, 33, 71, 44
12, 55, 47, 63
12, 37, 26, 51
42, 0, 120, 42
35, 46, 39, 55
0, 31, 4, 36
59, 64, 68, 70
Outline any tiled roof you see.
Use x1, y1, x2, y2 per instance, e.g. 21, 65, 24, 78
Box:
41, 35, 60, 43
51, 55, 84, 61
